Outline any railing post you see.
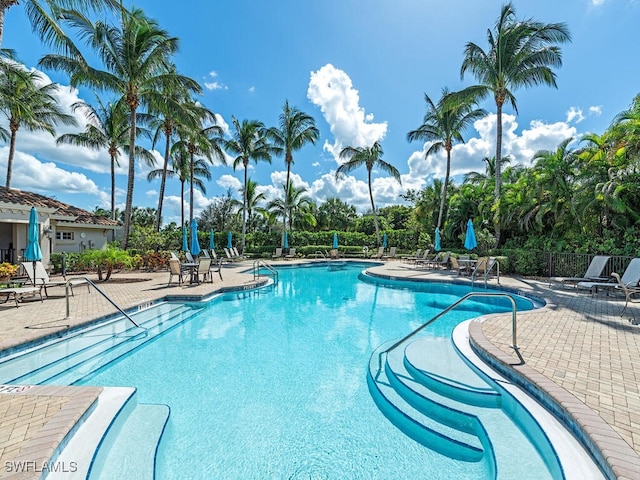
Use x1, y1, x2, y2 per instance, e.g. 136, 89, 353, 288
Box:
65, 282, 71, 319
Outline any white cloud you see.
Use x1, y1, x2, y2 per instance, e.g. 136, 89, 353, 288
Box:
0, 147, 109, 205
162, 189, 211, 225
248, 86, 255, 93
307, 64, 387, 162
566, 106, 585, 124
216, 174, 242, 193
204, 71, 228, 91
589, 105, 603, 116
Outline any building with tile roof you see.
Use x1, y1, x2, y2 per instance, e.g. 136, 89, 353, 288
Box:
0, 186, 120, 266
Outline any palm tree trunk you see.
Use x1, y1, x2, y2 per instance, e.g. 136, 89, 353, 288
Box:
368, 169, 381, 245
281, 167, 290, 248
189, 153, 194, 225
437, 147, 452, 229
241, 163, 248, 252
494, 102, 503, 247
5, 128, 16, 187
110, 153, 116, 242
156, 132, 171, 232
121, 106, 137, 249
180, 179, 185, 229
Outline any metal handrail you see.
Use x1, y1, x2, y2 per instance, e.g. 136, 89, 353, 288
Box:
314, 250, 326, 260
252, 259, 278, 285
384, 292, 518, 356
64, 277, 144, 329
471, 257, 500, 289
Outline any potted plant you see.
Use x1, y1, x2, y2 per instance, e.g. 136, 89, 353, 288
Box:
0, 262, 19, 284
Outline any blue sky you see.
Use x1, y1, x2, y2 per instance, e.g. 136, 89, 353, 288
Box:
2, 0, 640, 225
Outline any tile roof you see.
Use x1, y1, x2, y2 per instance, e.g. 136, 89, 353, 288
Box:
0, 186, 119, 227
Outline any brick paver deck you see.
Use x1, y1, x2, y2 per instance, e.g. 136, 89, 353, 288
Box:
0, 259, 638, 479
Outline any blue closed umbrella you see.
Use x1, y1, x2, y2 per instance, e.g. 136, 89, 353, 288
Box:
209, 229, 215, 251
284, 231, 289, 249
227, 232, 233, 249
24, 207, 42, 286
464, 219, 477, 250
190, 218, 201, 256
434, 227, 441, 252
182, 225, 188, 252
382, 232, 387, 248
332, 232, 338, 249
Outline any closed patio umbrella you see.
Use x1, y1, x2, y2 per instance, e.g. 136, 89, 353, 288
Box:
227, 232, 233, 249
209, 229, 215, 251
332, 232, 338, 249
382, 232, 387, 248
190, 219, 201, 256
464, 219, 477, 250
182, 225, 188, 252
284, 231, 289, 249
24, 207, 42, 286
434, 227, 441, 252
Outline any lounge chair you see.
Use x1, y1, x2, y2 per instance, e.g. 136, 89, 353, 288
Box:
553, 255, 611, 288
328, 249, 341, 259
425, 251, 450, 269
233, 247, 247, 260
0, 286, 43, 307
578, 258, 640, 296
611, 271, 640, 315
372, 246, 385, 259
272, 247, 283, 259
210, 258, 223, 281
185, 252, 195, 263
382, 246, 397, 259
21, 261, 85, 297
402, 249, 422, 263
449, 256, 469, 276
223, 248, 240, 262
416, 251, 440, 268
168, 259, 187, 286
285, 248, 296, 260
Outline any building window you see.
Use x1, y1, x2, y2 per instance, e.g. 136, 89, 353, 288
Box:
55, 231, 74, 241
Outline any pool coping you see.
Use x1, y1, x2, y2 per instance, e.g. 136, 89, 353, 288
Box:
363, 268, 640, 480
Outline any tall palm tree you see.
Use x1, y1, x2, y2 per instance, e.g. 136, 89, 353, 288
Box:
172, 105, 224, 225
460, 2, 570, 244
336, 141, 401, 245
57, 95, 146, 226
0, 68, 76, 187
407, 88, 485, 229
267, 183, 316, 233
40, 7, 200, 248
267, 100, 319, 245
231, 179, 266, 235
147, 145, 211, 230
0, 0, 119, 48
223, 117, 274, 252
146, 67, 205, 231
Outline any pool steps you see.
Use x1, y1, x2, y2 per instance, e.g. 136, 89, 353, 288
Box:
0, 303, 202, 385
369, 334, 567, 480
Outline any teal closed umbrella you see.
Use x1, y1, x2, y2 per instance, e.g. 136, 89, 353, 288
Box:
209, 229, 215, 251
284, 231, 289, 249
227, 232, 233, 249
434, 227, 441, 252
24, 207, 42, 286
382, 232, 387, 248
332, 232, 338, 249
190, 219, 201, 256
464, 219, 477, 250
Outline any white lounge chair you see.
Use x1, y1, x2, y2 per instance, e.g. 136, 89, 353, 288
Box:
272, 247, 283, 259
0, 286, 43, 307
553, 255, 611, 288
578, 258, 640, 295
382, 246, 397, 259
21, 261, 87, 297
285, 248, 296, 260
372, 246, 385, 259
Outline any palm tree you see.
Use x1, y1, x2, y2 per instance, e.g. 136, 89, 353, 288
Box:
223, 117, 274, 252
147, 144, 211, 230
407, 88, 485, 229
460, 2, 570, 244
40, 7, 200, 248
0, 68, 76, 187
267, 100, 319, 245
172, 106, 224, 225
336, 141, 401, 245
231, 179, 266, 235
0, 0, 119, 48
57, 96, 139, 226
267, 183, 316, 233
146, 68, 205, 231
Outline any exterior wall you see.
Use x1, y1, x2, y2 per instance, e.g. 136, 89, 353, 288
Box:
52, 225, 109, 253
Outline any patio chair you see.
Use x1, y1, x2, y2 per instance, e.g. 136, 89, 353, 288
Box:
416, 251, 439, 268
382, 246, 397, 259
223, 248, 240, 262
272, 247, 283, 259
402, 249, 422, 263
285, 248, 297, 260
372, 246, 385, 259
427, 251, 451, 269
0, 286, 43, 307
610, 271, 640, 315
196, 257, 212, 283
449, 256, 468, 276
578, 258, 640, 296
233, 247, 247, 259
553, 255, 611, 288
21, 261, 86, 297
210, 258, 223, 281
168, 259, 187, 286
185, 252, 195, 263
328, 249, 341, 259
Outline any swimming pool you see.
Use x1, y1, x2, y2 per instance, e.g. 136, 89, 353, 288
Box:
0, 263, 603, 479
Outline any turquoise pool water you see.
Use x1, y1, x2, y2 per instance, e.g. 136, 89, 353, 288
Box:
72, 263, 554, 479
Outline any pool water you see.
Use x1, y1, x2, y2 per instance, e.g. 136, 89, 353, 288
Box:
77, 263, 547, 479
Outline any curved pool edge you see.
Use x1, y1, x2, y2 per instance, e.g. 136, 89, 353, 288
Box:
362, 265, 638, 480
